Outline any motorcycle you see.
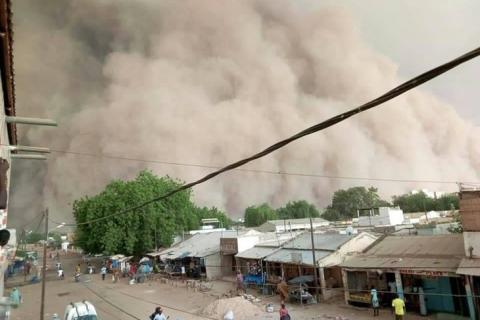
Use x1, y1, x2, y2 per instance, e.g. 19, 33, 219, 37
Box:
74, 272, 81, 282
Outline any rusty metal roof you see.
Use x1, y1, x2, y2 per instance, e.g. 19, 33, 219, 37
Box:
0, 0, 16, 144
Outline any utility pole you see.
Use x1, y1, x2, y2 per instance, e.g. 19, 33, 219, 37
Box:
40, 208, 48, 320
309, 217, 319, 302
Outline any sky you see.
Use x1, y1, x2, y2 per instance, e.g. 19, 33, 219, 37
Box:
8, 0, 480, 226
310, 0, 480, 124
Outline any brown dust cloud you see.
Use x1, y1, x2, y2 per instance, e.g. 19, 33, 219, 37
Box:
8, 0, 480, 225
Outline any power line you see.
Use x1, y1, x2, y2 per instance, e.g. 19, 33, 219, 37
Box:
21, 146, 480, 185
52, 45, 480, 227
17, 211, 44, 230
83, 283, 142, 320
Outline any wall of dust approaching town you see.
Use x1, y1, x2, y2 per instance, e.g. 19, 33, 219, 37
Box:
8, 0, 480, 225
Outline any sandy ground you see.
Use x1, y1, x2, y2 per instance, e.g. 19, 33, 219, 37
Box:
8, 275, 437, 320
7, 253, 436, 320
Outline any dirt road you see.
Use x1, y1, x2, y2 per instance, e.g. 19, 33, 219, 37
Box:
9, 272, 434, 320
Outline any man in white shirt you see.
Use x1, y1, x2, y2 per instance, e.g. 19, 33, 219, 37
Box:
150, 307, 166, 320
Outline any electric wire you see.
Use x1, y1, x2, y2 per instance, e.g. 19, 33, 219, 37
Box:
17, 211, 44, 230
82, 282, 142, 320
20, 146, 480, 186
51, 45, 480, 228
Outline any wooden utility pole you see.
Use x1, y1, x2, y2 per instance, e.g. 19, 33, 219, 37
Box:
40, 208, 48, 320
309, 217, 320, 302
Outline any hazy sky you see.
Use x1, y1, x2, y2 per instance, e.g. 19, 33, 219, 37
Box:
310, 0, 480, 124
8, 0, 480, 225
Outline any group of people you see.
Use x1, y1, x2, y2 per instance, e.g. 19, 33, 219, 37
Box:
370, 286, 406, 319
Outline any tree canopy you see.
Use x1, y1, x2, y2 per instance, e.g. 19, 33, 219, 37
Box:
243, 200, 321, 227
276, 200, 320, 219
392, 191, 458, 213
322, 187, 390, 221
244, 204, 277, 227
73, 170, 230, 255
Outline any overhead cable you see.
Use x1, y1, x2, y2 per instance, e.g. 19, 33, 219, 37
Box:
58, 45, 480, 227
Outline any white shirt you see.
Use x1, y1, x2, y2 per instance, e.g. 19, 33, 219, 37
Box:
153, 313, 166, 320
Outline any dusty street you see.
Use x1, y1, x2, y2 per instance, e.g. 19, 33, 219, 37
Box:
8, 272, 435, 320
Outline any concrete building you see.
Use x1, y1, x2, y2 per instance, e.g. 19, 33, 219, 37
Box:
341, 234, 472, 318
357, 207, 404, 227
160, 230, 272, 280
256, 218, 329, 233
264, 232, 379, 300
234, 233, 298, 285
456, 188, 480, 319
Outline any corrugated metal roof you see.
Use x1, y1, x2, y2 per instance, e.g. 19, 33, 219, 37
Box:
284, 233, 353, 251
341, 256, 460, 272
456, 258, 480, 276
160, 231, 239, 259
340, 235, 464, 272
264, 249, 331, 266
235, 246, 279, 260
267, 218, 328, 226
365, 235, 464, 257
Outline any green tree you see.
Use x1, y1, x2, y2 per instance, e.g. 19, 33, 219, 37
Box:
244, 204, 277, 227
322, 187, 390, 221
25, 232, 44, 244
276, 200, 320, 219
49, 232, 63, 249
194, 206, 232, 229
74, 170, 200, 255
434, 194, 459, 211
448, 210, 463, 233
392, 192, 459, 213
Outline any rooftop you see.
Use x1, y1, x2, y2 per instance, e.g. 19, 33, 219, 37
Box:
160, 230, 239, 259
340, 234, 465, 272
266, 217, 329, 226
283, 232, 353, 251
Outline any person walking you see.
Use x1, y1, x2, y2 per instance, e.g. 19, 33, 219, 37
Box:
370, 286, 380, 316
236, 270, 244, 294
277, 278, 288, 303
100, 265, 107, 281
9, 287, 21, 308
391, 294, 406, 320
279, 303, 290, 320
150, 306, 166, 320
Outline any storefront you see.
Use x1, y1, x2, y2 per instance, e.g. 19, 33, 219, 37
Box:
340, 234, 472, 318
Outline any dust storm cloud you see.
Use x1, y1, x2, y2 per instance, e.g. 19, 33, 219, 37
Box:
9, 0, 480, 225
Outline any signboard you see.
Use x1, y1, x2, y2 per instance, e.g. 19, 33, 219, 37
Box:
220, 238, 238, 255
399, 269, 450, 277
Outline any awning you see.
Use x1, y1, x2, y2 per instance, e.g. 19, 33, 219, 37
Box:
264, 249, 331, 266
235, 247, 279, 260
456, 258, 480, 276
341, 256, 461, 273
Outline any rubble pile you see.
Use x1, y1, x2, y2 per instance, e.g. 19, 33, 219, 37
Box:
201, 296, 267, 320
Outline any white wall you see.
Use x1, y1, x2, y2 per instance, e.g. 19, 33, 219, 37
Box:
319, 233, 379, 267
205, 253, 222, 280
463, 232, 480, 258
237, 236, 260, 253
358, 207, 404, 226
